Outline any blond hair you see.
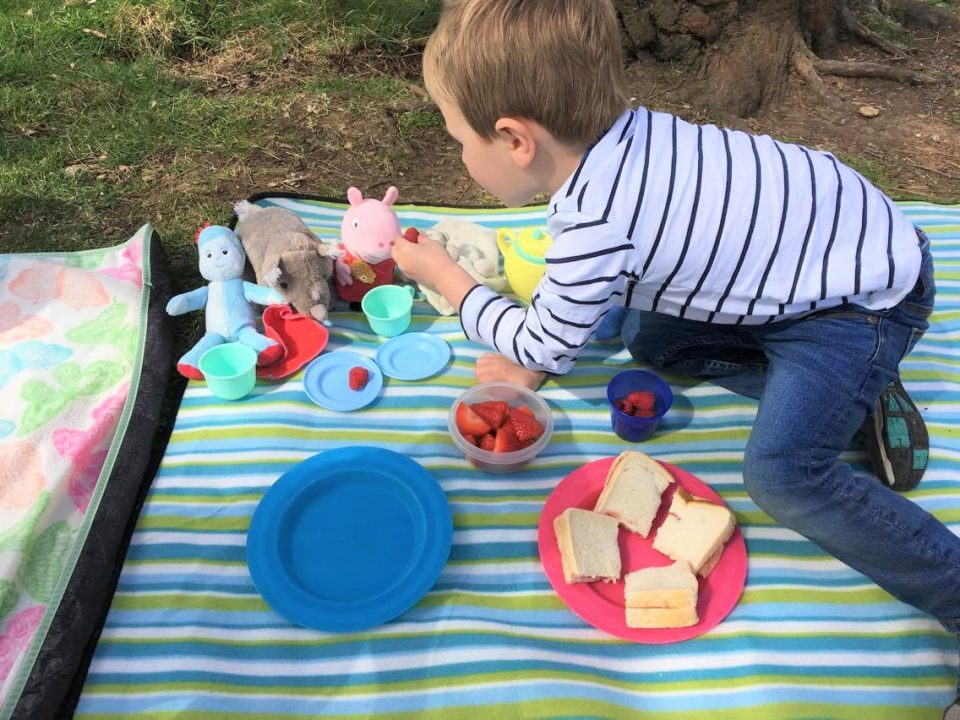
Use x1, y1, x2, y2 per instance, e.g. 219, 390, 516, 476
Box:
423, 0, 629, 147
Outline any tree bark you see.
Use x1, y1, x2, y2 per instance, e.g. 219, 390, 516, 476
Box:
613, 0, 944, 117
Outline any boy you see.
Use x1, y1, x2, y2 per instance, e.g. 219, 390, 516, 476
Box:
392, 2, 960, 715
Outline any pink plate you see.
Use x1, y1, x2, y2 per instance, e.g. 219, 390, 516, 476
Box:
538, 456, 747, 643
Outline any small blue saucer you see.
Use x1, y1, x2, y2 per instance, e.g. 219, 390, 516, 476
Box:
246, 447, 452, 632
375, 333, 451, 381
303, 351, 382, 411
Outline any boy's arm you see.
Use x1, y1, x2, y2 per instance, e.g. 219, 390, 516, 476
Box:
396, 215, 634, 374
392, 232, 479, 308
467, 214, 634, 374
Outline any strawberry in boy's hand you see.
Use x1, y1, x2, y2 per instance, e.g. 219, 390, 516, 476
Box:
403, 227, 421, 243
348, 366, 369, 391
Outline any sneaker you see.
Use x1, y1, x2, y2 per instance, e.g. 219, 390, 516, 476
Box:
860, 378, 929, 492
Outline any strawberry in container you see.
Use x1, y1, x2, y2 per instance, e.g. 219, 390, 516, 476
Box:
606, 370, 674, 443
448, 382, 554, 474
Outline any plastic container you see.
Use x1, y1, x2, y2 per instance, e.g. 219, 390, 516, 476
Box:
361, 284, 415, 337
448, 382, 553, 474
606, 370, 673, 442
199, 342, 258, 401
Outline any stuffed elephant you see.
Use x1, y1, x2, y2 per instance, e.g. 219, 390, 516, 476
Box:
234, 201, 338, 322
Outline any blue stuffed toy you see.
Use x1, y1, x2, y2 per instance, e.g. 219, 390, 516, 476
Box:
167, 224, 284, 380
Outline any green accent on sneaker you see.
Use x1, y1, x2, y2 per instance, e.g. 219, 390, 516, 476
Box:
887, 394, 905, 412
886, 416, 911, 448
912, 448, 928, 471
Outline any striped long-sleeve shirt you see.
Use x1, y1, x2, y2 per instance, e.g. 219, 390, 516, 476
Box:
459, 107, 923, 375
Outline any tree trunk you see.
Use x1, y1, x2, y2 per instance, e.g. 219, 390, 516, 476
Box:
613, 0, 950, 117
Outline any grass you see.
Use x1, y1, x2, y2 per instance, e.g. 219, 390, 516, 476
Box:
1, 0, 956, 353
0, 0, 440, 270
0, 0, 443, 407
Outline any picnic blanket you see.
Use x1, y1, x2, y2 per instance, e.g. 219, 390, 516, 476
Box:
0, 225, 177, 720
75, 199, 960, 720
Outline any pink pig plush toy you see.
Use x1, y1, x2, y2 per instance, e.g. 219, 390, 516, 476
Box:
335, 186, 401, 305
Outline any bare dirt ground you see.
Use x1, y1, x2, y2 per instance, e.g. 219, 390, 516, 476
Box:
377, 30, 960, 207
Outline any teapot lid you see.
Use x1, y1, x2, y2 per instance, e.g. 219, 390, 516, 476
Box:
515, 229, 552, 265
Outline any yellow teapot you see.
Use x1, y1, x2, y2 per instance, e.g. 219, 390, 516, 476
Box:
496, 228, 553, 304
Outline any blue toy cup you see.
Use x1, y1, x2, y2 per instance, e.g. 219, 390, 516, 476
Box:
199, 343, 258, 401
361, 285, 416, 337
606, 369, 673, 442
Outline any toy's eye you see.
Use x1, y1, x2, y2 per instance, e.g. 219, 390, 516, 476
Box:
378, 242, 384, 248
206, 252, 212, 259
389, 240, 395, 246
352, 219, 359, 229
279, 281, 288, 289
221, 248, 228, 255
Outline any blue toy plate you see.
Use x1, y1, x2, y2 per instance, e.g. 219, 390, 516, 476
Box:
303, 351, 382, 411
246, 447, 452, 632
375, 333, 451, 381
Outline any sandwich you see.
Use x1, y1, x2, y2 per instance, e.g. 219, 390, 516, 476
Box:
553, 507, 621, 584
651, 488, 735, 576
594, 451, 674, 536
624, 561, 699, 628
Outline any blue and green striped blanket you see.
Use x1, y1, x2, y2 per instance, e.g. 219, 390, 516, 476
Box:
75, 199, 960, 720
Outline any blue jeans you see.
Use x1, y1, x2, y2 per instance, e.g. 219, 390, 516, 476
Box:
623, 235, 960, 631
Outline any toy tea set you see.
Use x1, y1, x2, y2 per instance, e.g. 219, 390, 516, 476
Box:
166, 186, 679, 635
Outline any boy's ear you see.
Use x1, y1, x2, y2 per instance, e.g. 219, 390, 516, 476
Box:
494, 117, 536, 169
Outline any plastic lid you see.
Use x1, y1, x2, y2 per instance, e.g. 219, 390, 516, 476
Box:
515, 229, 552, 265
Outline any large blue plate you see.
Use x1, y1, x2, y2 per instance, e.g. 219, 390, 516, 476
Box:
375, 332, 451, 381
303, 351, 382, 411
246, 447, 452, 632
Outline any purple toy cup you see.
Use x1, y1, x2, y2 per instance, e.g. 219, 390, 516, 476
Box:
606, 370, 673, 442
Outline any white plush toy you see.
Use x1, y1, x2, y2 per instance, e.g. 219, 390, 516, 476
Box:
418, 219, 507, 315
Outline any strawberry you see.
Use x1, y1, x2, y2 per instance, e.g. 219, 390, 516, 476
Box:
479, 433, 496, 451
626, 390, 655, 412
455, 402, 492, 437
403, 226, 420, 243
512, 405, 536, 419
634, 409, 655, 418
348, 366, 369, 391
613, 398, 626, 412
508, 406, 543, 442
463, 433, 478, 446
470, 400, 509, 429
622, 400, 634, 415
493, 424, 522, 453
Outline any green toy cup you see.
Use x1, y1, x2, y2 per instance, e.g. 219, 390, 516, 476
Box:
361, 285, 416, 337
199, 343, 258, 401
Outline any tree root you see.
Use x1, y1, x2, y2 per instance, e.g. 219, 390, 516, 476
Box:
792, 39, 848, 112
839, 3, 912, 56
812, 58, 936, 85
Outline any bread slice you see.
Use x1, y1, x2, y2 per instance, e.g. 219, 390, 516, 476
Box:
553, 508, 621, 584
626, 606, 698, 629
624, 562, 698, 609
697, 546, 723, 578
652, 488, 735, 575
594, 451, 674, 536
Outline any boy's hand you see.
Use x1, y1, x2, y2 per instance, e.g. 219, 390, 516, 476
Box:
392, 231, 479, 311
392, 231, 457, 287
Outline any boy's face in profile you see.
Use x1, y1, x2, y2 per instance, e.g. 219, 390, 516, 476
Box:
432, 91, 542, 208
